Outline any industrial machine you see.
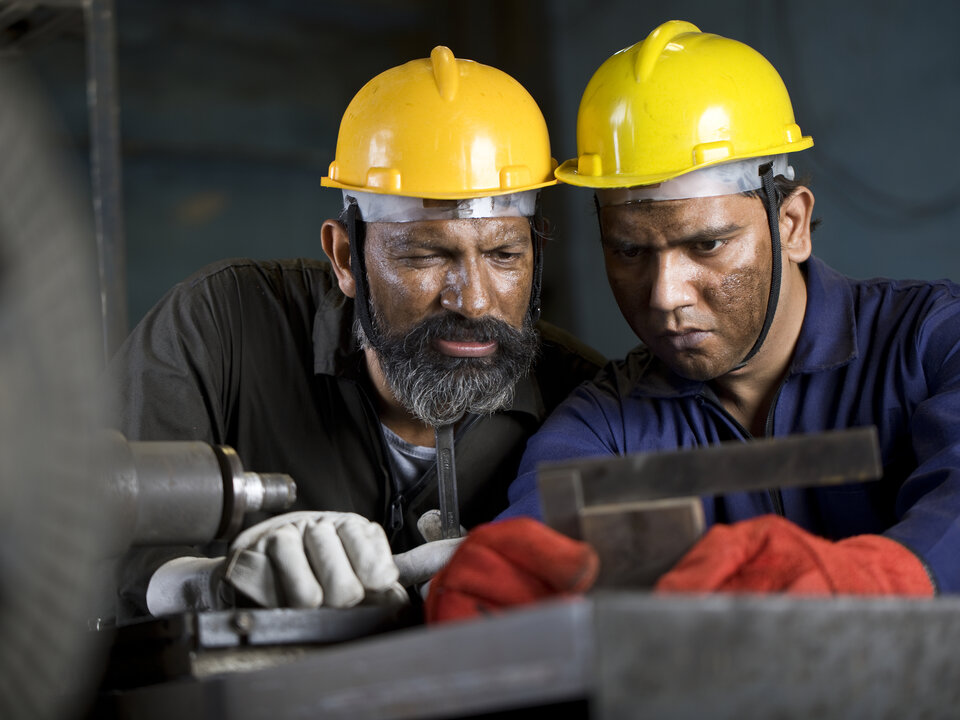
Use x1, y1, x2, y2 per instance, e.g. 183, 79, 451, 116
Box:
100, 430, 296, 554
95, 429, 960, 720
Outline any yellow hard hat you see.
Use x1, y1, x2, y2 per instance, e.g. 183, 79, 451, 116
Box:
322, 46, 557, 200
555, 20, 813, 189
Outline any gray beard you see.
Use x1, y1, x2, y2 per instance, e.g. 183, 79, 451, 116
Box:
357, 306, 540, 427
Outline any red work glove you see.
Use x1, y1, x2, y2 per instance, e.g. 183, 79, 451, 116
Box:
424, 517, 599, 624
655, 515, 934, 596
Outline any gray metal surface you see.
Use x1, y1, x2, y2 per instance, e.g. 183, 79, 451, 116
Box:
194, 606, 413, 648
100, 606, 416, 691
581, 497, 704, 588
539, 427, 882, 540
0, 50, 108, 720
108, 593, 960, 720
593, 592, 960, 720
112, 600, 592, 719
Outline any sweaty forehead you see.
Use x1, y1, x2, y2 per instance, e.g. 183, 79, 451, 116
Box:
366, 216, 532, 248
600, 194, 763, 239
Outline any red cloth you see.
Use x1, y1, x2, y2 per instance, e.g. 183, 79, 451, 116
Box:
424, 517, 599, 623
655, 515, 934, 596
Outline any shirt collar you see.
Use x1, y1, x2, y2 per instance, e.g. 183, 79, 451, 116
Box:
789, 255, 859, 373
312, 290, 364, 378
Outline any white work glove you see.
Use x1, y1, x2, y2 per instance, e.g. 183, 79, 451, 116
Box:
146, 556, 227, 616
145, 510, 466, 616
392, 509, 465, 600
224, 511, 405, 609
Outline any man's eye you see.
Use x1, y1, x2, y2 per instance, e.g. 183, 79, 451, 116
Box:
615, 245, 646, 259
693, 239, 725, 254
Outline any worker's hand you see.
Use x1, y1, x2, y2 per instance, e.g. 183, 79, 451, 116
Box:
655, 515, 934, 596
393, 538, 463, 589
144, 510, 465, 617
146, 556, 229, 616
225, 511, 406, 609
424, 517, 600, 624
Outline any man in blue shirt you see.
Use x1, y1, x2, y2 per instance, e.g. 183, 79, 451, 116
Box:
426, 21, 957, 621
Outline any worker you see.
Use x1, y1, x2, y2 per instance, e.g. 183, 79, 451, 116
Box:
105, 46, 604, 618
425, 21, 960, 621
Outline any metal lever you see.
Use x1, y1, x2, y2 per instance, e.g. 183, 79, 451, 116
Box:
435, 423, 461, 539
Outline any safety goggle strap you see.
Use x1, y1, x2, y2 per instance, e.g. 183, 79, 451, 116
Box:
528, 194, 545, 323
735, 163, 782, 368
346, 200, 377, 344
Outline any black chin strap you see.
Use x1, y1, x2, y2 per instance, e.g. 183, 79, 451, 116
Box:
591, 167, 781, 372
528, 193, 545, 323
733, 163, 782, 370
346, 199, 376, 343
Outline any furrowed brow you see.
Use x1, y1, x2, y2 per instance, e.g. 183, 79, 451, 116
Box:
380, 225, 444, 251
671, 222, 744, 246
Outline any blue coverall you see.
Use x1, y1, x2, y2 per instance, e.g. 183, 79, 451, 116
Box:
501, 256, 960, 593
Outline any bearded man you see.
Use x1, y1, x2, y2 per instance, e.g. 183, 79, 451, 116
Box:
106, 47, 603, 618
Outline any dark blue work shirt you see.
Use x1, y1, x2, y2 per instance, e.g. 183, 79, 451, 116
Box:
501, 256, 960, 593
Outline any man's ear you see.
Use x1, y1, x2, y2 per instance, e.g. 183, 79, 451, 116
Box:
779, 186, 814, 264
321, 219, 356, 298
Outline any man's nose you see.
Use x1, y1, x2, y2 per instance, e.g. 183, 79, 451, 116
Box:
440, 259, 492, 318
648, 252, 694, 312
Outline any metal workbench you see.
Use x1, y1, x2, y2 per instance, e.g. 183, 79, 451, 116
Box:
99, 591, 960, 719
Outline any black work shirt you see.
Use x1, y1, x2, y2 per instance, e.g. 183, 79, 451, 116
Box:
107, 257, 604, 556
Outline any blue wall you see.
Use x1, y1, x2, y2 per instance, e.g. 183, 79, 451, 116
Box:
18, 0, 960, 360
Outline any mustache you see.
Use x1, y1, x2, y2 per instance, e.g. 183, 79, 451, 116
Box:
394, 313, 526, 358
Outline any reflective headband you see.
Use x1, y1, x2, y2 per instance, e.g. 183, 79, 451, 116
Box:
596, 155, 794, 206
343, 189, 539, 222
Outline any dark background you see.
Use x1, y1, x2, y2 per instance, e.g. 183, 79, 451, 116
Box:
8, 0, 960, 359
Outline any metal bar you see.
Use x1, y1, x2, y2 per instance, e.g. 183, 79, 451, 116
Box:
435, 423, 460, 539
539, 426, 882, 512
581, 498, 704, 588
593, 592, 960, 720
106, 594, 960, 719
83, 0, 128, 362
113, 600, 594, 719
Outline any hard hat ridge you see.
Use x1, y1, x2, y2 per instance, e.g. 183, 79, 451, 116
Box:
430, 45, 459, 102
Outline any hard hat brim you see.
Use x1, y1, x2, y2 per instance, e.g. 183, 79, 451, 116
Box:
320, 176, 558, 200
555, 138, 814, 189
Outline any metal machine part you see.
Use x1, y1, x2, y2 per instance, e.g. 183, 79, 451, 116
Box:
0, 48, 107, 720
102, 429, 297, 555
100, 605, 417, 691
98, 593, 960, 720
538, 427, 883, 587
434, 423, 461, 539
